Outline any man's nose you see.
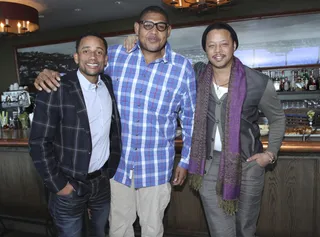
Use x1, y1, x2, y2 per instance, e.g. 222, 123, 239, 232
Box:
150, 25, 158, 33
214, 45, 221, 53
89, 51, 98, 58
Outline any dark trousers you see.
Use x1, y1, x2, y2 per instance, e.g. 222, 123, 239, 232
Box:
48, 172, 110, 237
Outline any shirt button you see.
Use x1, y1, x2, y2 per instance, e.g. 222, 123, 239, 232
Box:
216, 120, 220, 124
137, 120, 140, 122
136, 134, 139, 136
134, 148, 137, 151
137, 104, 141, 107
139, 90, 142, 93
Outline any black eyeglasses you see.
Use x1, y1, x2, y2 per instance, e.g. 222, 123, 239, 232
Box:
139, 20, 169, 32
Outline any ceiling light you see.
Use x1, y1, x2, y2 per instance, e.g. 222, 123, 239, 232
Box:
0, 2, 39, 36
162, 0, 232, 12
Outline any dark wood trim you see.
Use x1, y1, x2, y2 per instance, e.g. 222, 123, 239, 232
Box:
13, 9, 320, 49
170, 9, 320, 29
254, 63, 320, 72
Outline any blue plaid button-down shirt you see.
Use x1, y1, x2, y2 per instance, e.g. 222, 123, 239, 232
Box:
106, 42, 196, 188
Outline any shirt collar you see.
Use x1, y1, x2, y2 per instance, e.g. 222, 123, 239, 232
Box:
77, 69, 103, 91
131, 41, 174, 64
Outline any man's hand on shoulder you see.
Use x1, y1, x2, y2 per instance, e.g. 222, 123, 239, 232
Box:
34, 69, 61, 93
124, 35, 138, 53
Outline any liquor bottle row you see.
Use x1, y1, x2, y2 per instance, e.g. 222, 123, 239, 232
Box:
262, 68, 320, 92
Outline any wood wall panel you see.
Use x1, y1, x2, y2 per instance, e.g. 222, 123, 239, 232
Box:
1, 148, 320, 237
0, 147, 49, 221
165, 155, 209, 235
315, 158, 320, 237
257, 157, 316, 237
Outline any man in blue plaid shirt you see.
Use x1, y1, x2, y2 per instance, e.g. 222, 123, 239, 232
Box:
34, 6, 196, 237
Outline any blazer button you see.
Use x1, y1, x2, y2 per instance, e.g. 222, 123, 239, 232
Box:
88, 152, 91, 155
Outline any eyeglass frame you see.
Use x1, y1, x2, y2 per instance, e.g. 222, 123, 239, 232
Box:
138, 20, 170, 32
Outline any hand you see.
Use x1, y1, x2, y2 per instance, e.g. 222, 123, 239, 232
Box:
246, 152, 272, 168
57, 182, 74, 196
172, 166, 187, 186
124, 35, 138, 52
87, 209, 92, 220
34, 69, 61, 93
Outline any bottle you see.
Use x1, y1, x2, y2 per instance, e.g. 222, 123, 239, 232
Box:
273, 71, 280, 91
295, 70, 302, 91
284, 77, 290, 91
303, 69, 309, 90
12, 111, 21, 129
290, 70, 296, 91
308, 70, 317, 91
317, 68, 320, 90
280, 78, 284, 91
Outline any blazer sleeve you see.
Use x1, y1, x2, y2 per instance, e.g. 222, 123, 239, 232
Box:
29, 90, 68, 193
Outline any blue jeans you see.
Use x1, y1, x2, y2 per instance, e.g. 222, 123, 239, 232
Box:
48, 173, 110, 237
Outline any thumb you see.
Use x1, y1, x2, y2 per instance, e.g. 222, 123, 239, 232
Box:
246, 155, 257, 162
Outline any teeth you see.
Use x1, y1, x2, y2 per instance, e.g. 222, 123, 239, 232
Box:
87, 63, 98, 66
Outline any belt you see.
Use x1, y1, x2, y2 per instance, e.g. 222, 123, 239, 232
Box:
86, 169, 102, 180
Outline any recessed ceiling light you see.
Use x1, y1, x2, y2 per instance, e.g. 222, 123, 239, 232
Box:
74, 8, 82, 12
115, 1, 121, 4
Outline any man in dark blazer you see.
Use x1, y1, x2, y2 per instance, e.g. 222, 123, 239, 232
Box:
29, 32, 121, 237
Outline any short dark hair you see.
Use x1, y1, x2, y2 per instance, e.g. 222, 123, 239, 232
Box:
138, 6, 169, 24
201, 22, 239, 51
75, 32, 108, 53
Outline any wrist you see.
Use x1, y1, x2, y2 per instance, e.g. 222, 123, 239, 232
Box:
264, 151, 276, 164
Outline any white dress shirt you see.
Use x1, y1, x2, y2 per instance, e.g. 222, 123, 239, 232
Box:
77, 70, 112, 173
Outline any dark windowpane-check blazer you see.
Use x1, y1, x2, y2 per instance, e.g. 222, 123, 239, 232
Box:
29, 71, 121, 194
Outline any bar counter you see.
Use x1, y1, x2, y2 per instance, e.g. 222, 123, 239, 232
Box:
1, 128, 320, 152
1, 129, 320, 237
0, 129, 29, 147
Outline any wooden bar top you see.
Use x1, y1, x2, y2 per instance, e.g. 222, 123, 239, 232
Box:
1, 129, 320, 153
174, 136, 320, 153
0, 129, 29, 147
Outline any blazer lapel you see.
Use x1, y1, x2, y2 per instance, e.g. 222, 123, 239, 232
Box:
65, 72, 90, 130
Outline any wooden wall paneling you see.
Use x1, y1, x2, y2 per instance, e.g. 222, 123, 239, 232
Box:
0, 147, 49, 221
165, 155, 209, 236
257, 156, 316, 237
315, 157, 320, 237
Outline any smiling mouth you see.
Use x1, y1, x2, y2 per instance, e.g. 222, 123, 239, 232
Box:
213, 55, 224, 61
86, 63, 99, 67
147, 36, 159, 43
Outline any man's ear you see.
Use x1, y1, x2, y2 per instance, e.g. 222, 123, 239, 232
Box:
134, 22, 139, 35
167, 25, 172, 38
233, 41, 237, 51
74, 53, 79, 64
104, 55, 108, 66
